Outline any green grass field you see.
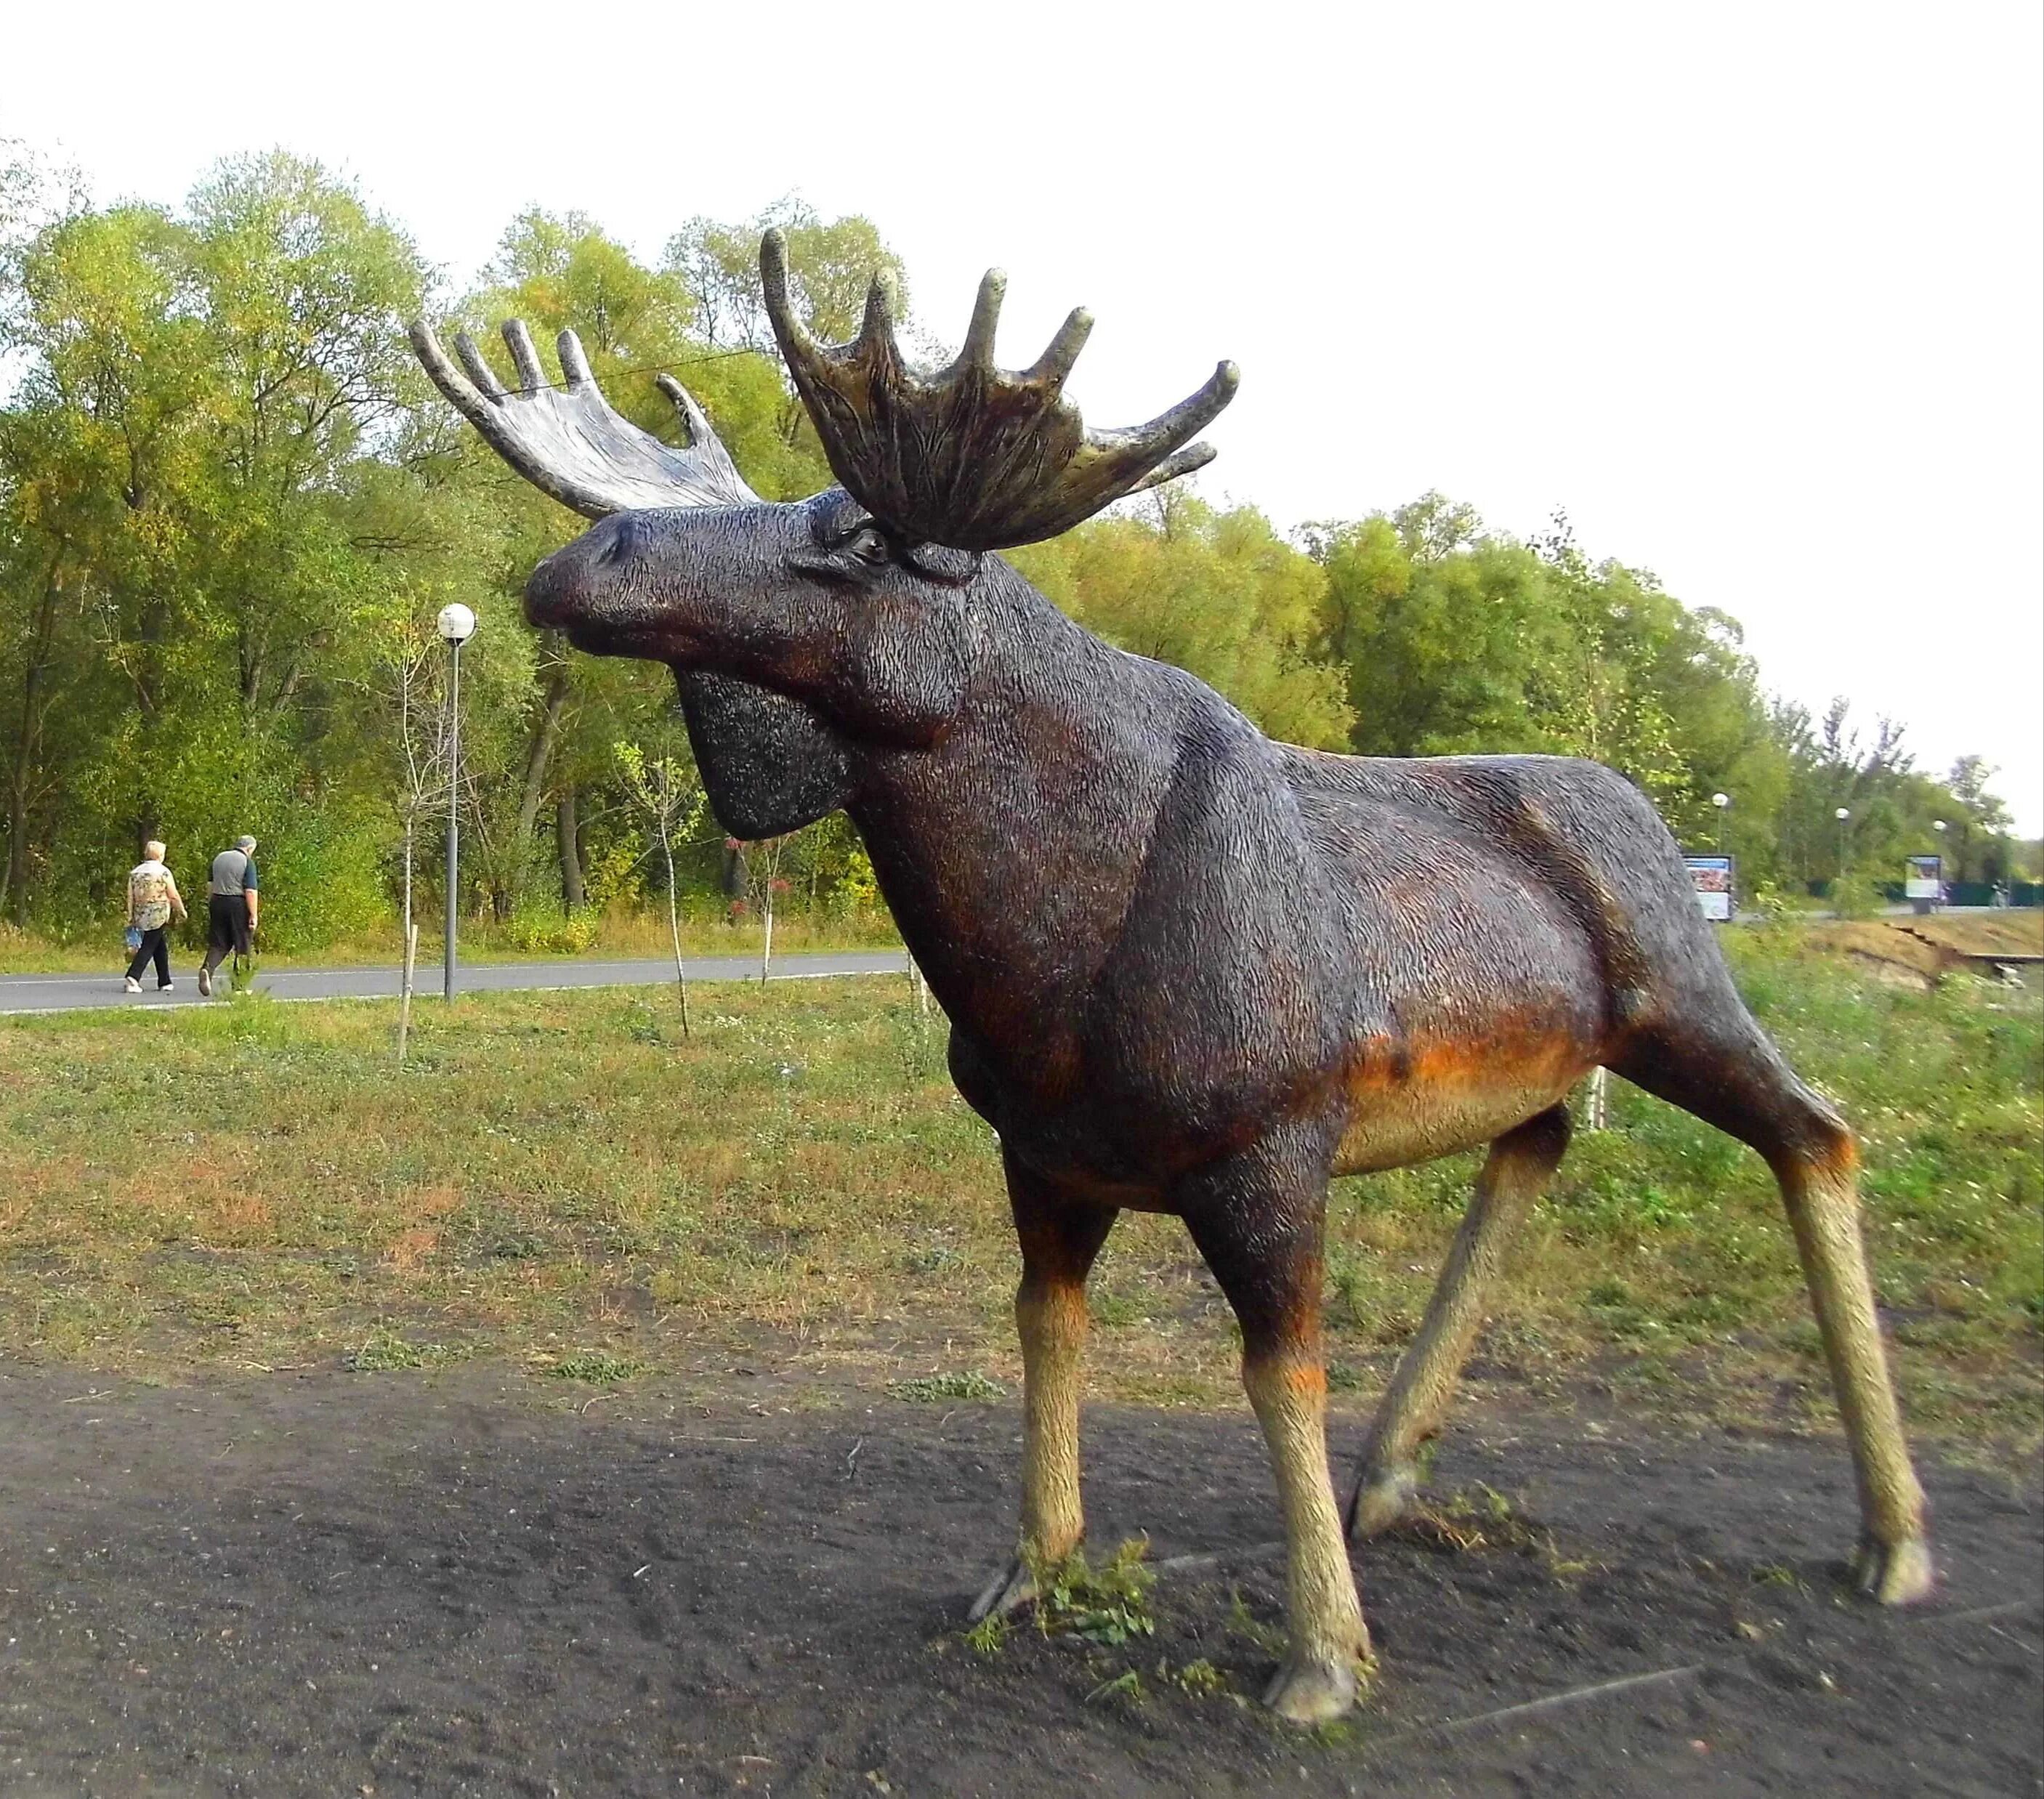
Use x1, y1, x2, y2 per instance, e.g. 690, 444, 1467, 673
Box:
1, 931, 2037, 1455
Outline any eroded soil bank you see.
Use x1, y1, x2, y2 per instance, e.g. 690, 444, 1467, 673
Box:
0, 1364, 2037, 1798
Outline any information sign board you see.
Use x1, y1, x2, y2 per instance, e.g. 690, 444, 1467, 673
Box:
1685, 854, 1734, 923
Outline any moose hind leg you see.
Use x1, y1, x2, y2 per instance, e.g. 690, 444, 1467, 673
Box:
1346, 1104, 1571, 1540
1775, 1129, 1932, 1601
1620, 1028, 1931, 1603
1180, 1133, 1368, 1724
969, 1152, 1118, 1624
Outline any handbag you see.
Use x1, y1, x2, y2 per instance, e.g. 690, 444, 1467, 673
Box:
124, 924, 142, 953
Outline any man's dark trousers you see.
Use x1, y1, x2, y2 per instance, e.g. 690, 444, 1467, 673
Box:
203, 894, 251, 979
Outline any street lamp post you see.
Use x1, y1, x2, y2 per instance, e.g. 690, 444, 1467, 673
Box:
1834, 806, 1851, 891
1932, 820, 1947, 910
437, 603, 477, 1001
1711, 791, 1731, 857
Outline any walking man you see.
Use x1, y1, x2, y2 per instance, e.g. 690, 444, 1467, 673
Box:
199, 834, 260, 997
124, 840, 188, 993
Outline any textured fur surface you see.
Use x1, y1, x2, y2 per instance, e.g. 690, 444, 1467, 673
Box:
517, 480, 1932, 1715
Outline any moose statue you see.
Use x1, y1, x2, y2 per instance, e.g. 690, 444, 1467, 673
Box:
412, 233, 1931, 1723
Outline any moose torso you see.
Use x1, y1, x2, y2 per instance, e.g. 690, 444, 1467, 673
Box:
670, 555, 1639, 1210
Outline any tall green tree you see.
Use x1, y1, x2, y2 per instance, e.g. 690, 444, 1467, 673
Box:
1014, 491, 1352, 749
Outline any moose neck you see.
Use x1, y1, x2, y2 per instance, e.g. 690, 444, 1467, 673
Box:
840, 566, 1199, 1072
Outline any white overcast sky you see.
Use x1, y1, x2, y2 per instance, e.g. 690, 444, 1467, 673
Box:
6, 1, 2040, 828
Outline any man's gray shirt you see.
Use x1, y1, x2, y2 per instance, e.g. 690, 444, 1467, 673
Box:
209, 849, 259, 897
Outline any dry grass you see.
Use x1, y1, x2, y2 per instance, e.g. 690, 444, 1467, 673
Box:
0, 935, 2036, 1456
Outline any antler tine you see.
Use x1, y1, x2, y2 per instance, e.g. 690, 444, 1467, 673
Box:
958, 269, 1007, 374
411, 322, 494, 429
760, 228, 820, 363
1096, 361, 1241, 469
556, 329, 596, 389
453, 331, 509, 401
655, 373, 712, 448
858, 269, 905, 362
1126, 442, 1218, 496
501, 320, 549, 394
1025, 307, 1094, 389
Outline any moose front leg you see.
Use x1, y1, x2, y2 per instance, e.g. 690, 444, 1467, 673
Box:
1346, 1104, 1571, 1538
969, 1155, 1118, 1623
1181, 1137, 1369, 1725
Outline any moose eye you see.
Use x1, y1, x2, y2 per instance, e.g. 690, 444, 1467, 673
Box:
840, 523, 892, 565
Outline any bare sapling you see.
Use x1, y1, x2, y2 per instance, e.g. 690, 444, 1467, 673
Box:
615, 741, 705, 1037
360, 594, 453, 1064
397, 919, 420, 1062
723, 833, 791, 983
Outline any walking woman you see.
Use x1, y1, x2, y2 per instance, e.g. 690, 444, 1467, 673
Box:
124, 839, 188, 994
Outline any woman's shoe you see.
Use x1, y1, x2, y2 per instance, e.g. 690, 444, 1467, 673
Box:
124, 977, 142, 993
198, 966, 211, 997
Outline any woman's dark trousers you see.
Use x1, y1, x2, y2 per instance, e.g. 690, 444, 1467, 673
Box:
126, 928, 171, 987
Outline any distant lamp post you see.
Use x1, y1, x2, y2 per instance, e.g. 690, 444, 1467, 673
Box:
1711, 791, 1731, 856
1834, 806, 1851, 886
437, 602, 477, 1001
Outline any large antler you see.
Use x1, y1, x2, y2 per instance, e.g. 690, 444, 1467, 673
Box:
408, 320, 759, 517
760, 230, 1238, 552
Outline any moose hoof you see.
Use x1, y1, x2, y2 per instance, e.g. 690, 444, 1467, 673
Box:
1347, 1463, 1420, 1540
1853, 1534, 1934, 1605
966, 1556, 1039, 1624
1262, 1652, 1360, 1725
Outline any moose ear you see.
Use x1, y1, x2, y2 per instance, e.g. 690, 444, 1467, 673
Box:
895, 541, 981, 589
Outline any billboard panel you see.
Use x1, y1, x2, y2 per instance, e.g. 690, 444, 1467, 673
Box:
1904, 854, 1942, 902
1684, 854, 1734, 923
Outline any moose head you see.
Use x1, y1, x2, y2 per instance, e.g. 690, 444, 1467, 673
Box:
411, 231, 1235, 833
413, 232, 1933, 1726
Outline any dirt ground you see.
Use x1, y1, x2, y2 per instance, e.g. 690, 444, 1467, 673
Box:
1812, 912, 2044, 984
0, 1363, 2037, 1799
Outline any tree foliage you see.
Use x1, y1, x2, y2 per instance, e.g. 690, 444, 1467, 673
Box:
0, 150, 2021, 948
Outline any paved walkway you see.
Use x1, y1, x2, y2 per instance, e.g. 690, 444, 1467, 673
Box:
0, 950, 912, 1016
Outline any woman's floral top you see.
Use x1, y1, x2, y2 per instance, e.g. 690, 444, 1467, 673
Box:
128, 860, 178, 931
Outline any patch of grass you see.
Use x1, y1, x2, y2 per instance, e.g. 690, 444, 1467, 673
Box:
963, 1612, 1010, 1657
345, 1327, 466, 1372
0, 931, 2035, 1460
1750, 1561, 1810, 1594
1163, 1656, 1229, 1697
885, 1370, 1007, 1403
1396, 1483, 1550, 1556
1224, 1585, 1287, 1657
1085, 1667, 1144, 1705
544, 1350, 643, 1383
1029, 1537, 1158, 1647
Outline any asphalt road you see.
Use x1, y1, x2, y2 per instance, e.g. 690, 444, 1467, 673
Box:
0, 950, 912, 1016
